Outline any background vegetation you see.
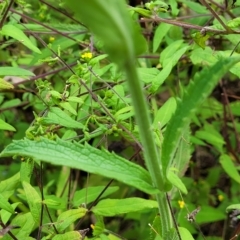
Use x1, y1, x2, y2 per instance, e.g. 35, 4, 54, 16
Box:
1, 0, 240, 239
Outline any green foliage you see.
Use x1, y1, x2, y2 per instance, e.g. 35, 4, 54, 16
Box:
0, 0, 240, 239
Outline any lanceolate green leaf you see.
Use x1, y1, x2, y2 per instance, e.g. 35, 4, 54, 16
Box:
56, 208, 87, 232
92, 198, 158, 216
1, 25, 41, 54
42, 107, 84, 129
161, 57, 240, 179
0, 67, 35, 76
220, 154, 240, 184
0, 138, 158, 195
22, 181, 41, 224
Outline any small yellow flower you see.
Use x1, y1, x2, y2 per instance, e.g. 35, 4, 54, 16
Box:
178, 200, 185, 209
218, 194, 224, 202
49, 36, 55, 43
81, 52, 93, 59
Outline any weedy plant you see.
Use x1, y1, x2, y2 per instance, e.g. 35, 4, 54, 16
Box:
1, 0, 240, 239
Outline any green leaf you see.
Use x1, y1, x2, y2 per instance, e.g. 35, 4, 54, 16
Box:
0, 193, 14, 213
195, 129, 225, 153
92, 198, 158, 216
161, 57, 240, 180
149, 62, 172, 93
1, 25, 41, 54
197, 206, 225, 224
179, 227, 194, 240
9, 212, 35, 239
219, 154, 240, 184
59, 102, 77, 116
192, 32, 210, 49
227, 17, 240, 28
167, 171, 187, 194
153, 97, 177, 128
20, 159, 34, 183
52, 231, 82, 240
22, 181, 41, 223
226, 204, 240, 212
92, 215, 105, 236
0, 138, 158, 194
0, 119, 16, 131
64, 0, 146, 67
42, 195, 66, 210
137, 68, 160, 83
0, 78, 14, 90
153, 23, 172, 52
42, 107, 84, 129
0, 67, 35, 76
56, 208, 87, 232
0, 173, 20, 192
72, 186, 119, 207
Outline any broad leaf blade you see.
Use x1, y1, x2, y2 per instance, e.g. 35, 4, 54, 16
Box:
92, 198, 158, 216
0, 138, 158, 194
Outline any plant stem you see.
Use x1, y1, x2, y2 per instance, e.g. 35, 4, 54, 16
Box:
124, 58, 173, 234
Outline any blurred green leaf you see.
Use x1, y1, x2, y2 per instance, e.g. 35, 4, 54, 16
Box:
64, 0, 146, 67
0, 67, 34, 77
1, 25, 41, 54
220, 154, 240, 184
0, 119, 16, 131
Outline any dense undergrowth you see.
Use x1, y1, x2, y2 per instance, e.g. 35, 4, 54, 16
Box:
1, 0, 240, 239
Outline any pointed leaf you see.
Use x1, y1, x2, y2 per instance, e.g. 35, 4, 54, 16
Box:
92, 198, 158, 216
0, 119, 16, 131
0, 193, 14, 213
1, 25, 41, 54
0, 78, 14, 90
153, 97, 177, 128
56, 208, 87, 232
22, 181, 41, 223
167, 171, 187, 194
42, 107, 84, 129
0, 138, 158, 194
220, 154, 240, 184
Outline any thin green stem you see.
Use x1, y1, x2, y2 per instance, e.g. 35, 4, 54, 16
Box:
124, 59, 173, 235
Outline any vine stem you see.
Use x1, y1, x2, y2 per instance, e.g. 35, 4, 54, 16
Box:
124, 58, 173, 235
